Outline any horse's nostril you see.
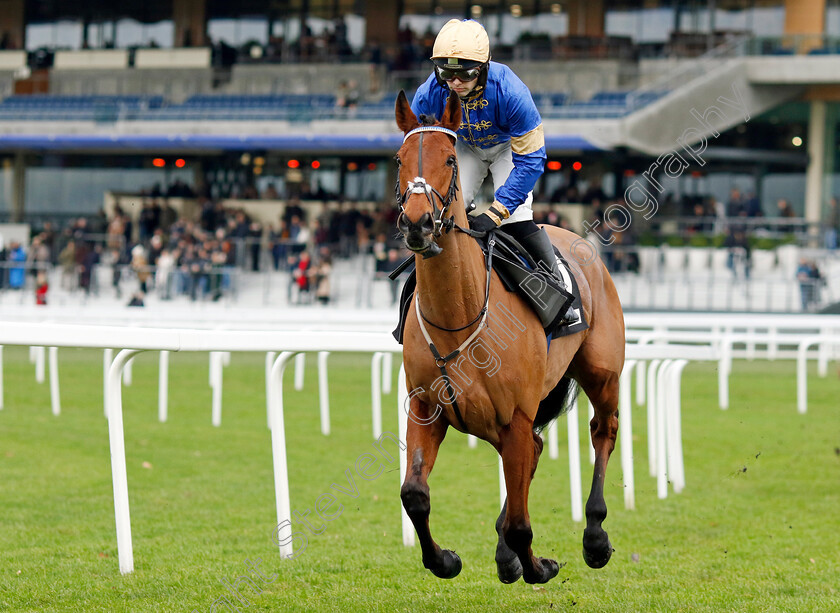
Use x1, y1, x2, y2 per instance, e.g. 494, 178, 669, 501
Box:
398, 211, 434, 237
419, 212, 434, 233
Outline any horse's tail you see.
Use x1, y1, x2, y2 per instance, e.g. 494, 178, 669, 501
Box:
533, 376, 579, 433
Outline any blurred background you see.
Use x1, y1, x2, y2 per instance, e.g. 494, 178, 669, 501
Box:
0, 0, 837, 313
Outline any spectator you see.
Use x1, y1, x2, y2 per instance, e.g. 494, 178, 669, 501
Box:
292, 250, 313, 303
777, 199, 796, 234
796, 258, 823, 311
287, 215, 310, 256
263, 183, 279, 200
59, 239, 77, 290
338, 203, 359, 257
248, 221, 263, 272
283, 198, 305, 224
724, 229, 751, 279
138, 201, 157, 242
107, 211, 126, 251
35, 271, 49, 305
209, 245, 230, 301
744, 192, 763, 217
726, 188, 744, 217
27, 235, 51, 279
582, 180, 607, 204
825, 197, 839, 250
268, 221, 288, 270
79, 244, 100, 295
156, 248, 176, 300
687, 202, 712, 234
312, 249, 332, 305
8, 241, 25, 289
336, 80, 360, 110
160, 201, 178, 233
131, 245, 151, 294
109, 248, 126, 298
711, 196, 727, 235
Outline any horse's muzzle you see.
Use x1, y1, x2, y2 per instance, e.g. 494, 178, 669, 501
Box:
398, 212, 440, 257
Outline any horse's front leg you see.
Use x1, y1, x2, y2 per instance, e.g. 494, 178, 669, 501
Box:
580, 370, 620, 568
400, 395, 460, 578
495, 429, 546, 583
499, 408, 559, 584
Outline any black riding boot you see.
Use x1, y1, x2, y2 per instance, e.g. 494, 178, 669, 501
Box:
519, 227, 562, 283
518, 227, 576, 323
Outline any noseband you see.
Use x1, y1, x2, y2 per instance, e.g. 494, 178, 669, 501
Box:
396, 126, 460, 238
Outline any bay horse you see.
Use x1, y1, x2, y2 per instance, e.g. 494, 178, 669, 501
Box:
395, 90, 625, 584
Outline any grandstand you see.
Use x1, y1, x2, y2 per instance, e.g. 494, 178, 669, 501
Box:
0, 0, 837, 313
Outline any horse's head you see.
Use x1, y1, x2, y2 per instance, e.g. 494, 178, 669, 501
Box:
394, 90, 462, 258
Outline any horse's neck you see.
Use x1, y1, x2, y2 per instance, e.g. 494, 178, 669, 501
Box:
414, 223, 486, 329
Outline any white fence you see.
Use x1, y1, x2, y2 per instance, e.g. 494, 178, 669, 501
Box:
1, 313, 837, 575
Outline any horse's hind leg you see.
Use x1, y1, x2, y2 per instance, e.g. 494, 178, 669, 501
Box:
495, 499, 522, 583
498, 409, 559, 584
578, 366, 620, 568
400, 395, 461, 579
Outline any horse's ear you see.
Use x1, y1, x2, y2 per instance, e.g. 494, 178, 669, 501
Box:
395, 90, 417, 133
440, 90, 461, 133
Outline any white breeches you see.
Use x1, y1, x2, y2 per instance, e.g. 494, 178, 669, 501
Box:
455, 139, 533, 225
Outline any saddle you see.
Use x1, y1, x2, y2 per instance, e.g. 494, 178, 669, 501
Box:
392, 232, 589, 344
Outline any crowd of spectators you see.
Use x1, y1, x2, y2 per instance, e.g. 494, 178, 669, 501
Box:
1, 181, 836, 309
0, 194, 408, 307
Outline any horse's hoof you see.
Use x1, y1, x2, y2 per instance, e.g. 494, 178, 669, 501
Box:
582, 529, 614, 569
429, 549, 462, 579
522, 557, 559, 584
496, 554, 523, 584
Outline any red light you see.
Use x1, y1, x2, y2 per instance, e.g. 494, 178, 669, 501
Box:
367, 163, 377, 171
287, 159, 300, 169
152, 158, 165, 167
623, 169, 636, 177
546, 161, 561, 171
311, 160, 321, 169
691, 170, 703, 178
175, 158, 186, 168
347, 162, 358, 171
572, 161, 582, 171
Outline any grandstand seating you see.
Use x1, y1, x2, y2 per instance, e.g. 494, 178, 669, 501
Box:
0, 95, 164, 121
536, 89, 668, 119
0, 88, 669, 122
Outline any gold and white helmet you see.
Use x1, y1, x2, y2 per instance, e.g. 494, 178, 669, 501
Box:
431, 19, 490, 70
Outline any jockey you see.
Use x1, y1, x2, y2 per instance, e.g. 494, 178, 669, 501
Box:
410, 18, 563, 287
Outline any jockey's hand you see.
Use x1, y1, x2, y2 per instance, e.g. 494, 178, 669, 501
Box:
469, 213, 498, 234
469, 200, 510, 234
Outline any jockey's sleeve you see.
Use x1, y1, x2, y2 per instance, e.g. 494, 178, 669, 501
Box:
410, 74, 444, 121
495, 85, 546, 215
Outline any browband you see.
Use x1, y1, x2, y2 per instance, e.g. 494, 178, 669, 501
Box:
403, 126, 459, 142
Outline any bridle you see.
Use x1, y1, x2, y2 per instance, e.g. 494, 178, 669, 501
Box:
395, 125, 496, 434
395, 125, 460, 239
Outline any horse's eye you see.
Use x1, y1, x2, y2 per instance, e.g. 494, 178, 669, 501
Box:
394, 156, 401, 167
446, 156, 456, 167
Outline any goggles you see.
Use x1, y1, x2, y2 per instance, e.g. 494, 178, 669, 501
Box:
435, 65, 482, 82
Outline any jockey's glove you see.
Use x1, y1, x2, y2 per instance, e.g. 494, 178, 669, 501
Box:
470, 200, 510, 233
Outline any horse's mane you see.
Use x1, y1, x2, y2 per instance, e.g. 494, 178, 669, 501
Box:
418, 114, 438, 127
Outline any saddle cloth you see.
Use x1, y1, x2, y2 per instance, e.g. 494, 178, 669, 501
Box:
392, 232, 589, 344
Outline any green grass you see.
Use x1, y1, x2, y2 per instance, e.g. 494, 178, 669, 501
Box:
0, 347, 838, 612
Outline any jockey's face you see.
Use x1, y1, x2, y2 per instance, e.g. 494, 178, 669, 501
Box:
447, 74, 479, 98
